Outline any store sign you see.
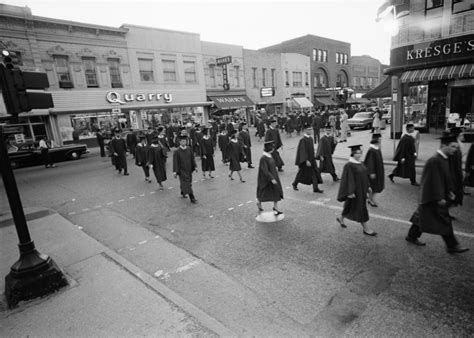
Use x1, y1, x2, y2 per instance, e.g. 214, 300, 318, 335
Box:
391, 34, 474, 68
216, 56, 232, 66
106, 91, 173, 105
260, 87, 275, 97
215, 96, 247, 103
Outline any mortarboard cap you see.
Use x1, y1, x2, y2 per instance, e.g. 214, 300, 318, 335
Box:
264, 140, 275, 152
177, 134, 188, 140
201, 127, 209, 134
437, 131, 457, 144
151, 137, 159, 144
371, 133, 382, 140
157, 126, 164, 132
348, 144, 362, 151
449, 127, 462, 136
406, 123, 414, 129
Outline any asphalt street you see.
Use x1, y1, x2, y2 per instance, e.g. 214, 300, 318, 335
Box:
1, 128, 474, 336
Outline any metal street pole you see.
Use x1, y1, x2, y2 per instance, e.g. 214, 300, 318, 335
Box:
1, 120, 67, 308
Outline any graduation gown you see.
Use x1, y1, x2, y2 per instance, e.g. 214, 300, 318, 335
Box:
316, 135, 337, 174
392, 134, 416, 180
173, 146, 196, 195
363, 146, 385, 193
110, 137, 128, 172
238, 131, 252, 164
200, 137, 215, 172
464, 143, 474, 187
264, 127, 284, 168
294, 136, 323, 186
257, 155, 283, 202
257, 121, 266, 138
158, 135, 171, 152
228, 140, 244, 171
448, 147, 463, 206
218, 133, 230, 163
337, 161, 370, 223
165, 127, 175, 148
135, 142, 150, 177
148, 144, 167, 183
418, 153, 454, 236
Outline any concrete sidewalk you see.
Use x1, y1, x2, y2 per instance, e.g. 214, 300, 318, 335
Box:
0, 209, 233, 336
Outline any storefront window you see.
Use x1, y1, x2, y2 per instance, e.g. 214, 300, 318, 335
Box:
407, 85, 428, 128
68, 112, 128, 141
451, 86, 474, 130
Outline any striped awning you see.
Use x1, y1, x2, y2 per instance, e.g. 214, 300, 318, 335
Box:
400, 64, 474, 83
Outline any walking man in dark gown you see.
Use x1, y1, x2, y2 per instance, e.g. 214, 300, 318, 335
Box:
292, 131, 324, 193
200, 128, 215, 178
388, 123, 419, 186
364, 133, 385, 207
238, 123, 254, 168
264, 119, 284, 172
173, 135, 198, 203
316, 124, 339, 182
405, 134, 469, 253
110, 129, 129, 175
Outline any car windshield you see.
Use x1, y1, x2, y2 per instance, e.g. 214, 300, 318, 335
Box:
353, 113, 371, 119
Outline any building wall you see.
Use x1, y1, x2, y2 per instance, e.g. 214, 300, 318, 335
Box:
280, 53, 312, 101
242, 49, 283, 107
351, 55, 383, 93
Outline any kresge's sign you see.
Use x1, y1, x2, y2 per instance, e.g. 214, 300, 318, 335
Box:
390, 34, 474, 68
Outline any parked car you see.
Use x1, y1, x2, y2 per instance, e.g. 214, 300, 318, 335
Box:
347, 112, 374, 130
382, 110, 391, 124
7, 141, 89, 169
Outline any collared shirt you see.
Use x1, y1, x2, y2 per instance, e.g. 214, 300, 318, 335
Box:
369, 144, 379, 150
348, 157, 361, 164
263, 151, 272, 158
437, 149, 448, 159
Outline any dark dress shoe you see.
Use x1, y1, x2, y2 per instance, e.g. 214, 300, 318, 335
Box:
273, 207, 283, 215
292, 184, 299, 191
405, 236, 426, 246
368, 200, 378, 207
124, 172, 129, 176
411, 181, 420, 186
278, 168, 284, 172
190, 199, 198, 204
447, 246, 469, 253
388, 174, 394, 183
363, 230, 377, 236
313, 189, 324, 193
248, 165, 255, 168
336, 217, 347, 228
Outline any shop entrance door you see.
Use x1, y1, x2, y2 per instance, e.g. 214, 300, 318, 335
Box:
427, 81, 447, 132
450, 86, 474, 129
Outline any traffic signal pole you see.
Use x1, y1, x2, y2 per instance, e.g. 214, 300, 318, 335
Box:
1, 63, 66, 308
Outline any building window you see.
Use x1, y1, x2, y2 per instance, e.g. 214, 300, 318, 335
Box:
344, 54, 348, 65
184, 61, 197, 83
271, 68, 276, 87
317, 49, 322, 62
452, 0, 474, 13
305, 72, 309, 86
162, 60, 177, 82
262, 68, 267, 87
313, 70, 327, 88
285, 71, 290, 86
252, 67, 258, 88
312, 49, 317, 61
108, 58, 122, 88
336, 71, 348, 87
426, 0, 443, 9
234, 66, 240, 87
292, 72, 302, 87
209, 64, 216, 87
82, 57, 98, 88
54, 55, 73, 88
138, 58, 154, 82
336, 53, 340, 64
323, 50, 328, 63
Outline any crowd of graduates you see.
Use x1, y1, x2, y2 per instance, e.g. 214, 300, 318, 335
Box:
105, 110, 474, 254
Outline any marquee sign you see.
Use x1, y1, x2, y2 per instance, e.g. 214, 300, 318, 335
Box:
260, 87, 275, 97
105, 91, 173, 105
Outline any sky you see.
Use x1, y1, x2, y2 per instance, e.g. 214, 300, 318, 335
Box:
2, 0, 393, 64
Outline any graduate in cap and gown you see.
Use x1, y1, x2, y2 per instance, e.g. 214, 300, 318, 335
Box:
238, 123, 254, 168
316, 124, 339, 181
135, 134, 151, 183
256, 141, 284, 215
200, 127, 215, 178
157, 126, 171, 153
388, 123, 419, 186
292, 130, 324, 193
110, 128, 129, 175
148, 137, 168, 190
447, 127, 464, 207
363, 133, 385, 207
218, 129, 230, 164
405, 133, 469, 253
228, 130, 246, 183
336, 144, 377, 236
264, 119, 284, 171
173, 135, 198, 203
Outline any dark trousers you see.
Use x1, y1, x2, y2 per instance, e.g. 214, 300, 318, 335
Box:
313, 129, 320, 144
98, 141, 105, 157
41, 149, 54, 167
141, 164, 150, 178
407, 223, 459, 248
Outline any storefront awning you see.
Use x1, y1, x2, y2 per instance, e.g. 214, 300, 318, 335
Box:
291, 97, 313, 108
362, 77, 391, 98
401, 63, 474, 83
314, 97, 337, 106
208, 95, 254, 109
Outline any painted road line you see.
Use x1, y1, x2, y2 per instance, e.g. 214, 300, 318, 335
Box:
176, 260, 200, 273
228, 207, 234, 211
118, 199, 125, 202
238, 204, 244, 207
150, 191, 156, 194
139, 194, 145, 197
82, 208, 90, 212
94, 205, 101, 208
210, 215, 214, 218
68, 212, 76, 215
154, 235, 160, 238
286, 196, 474, 239
247, 200, 253, 204
72, 198, 76, 202
129, 196, 136, 199
168, 187, 173, 189
106, 202, 114, 205
138, 240, 148, 245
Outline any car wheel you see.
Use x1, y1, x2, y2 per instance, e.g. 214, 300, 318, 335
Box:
69, 151, 80, 160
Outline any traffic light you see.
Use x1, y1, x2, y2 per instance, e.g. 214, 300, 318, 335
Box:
1, 51, 54, 116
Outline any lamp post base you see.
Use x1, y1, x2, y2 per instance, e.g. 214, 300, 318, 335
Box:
5, 255, 68, 309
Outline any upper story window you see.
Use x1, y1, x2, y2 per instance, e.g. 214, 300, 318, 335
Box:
452, 0, 474, 13
108, 58, 122, 88
426, 0, 443, 10
285, 71, 290, 86
323, 50, 328, 63
336, 52, 340, 64
305, 72, 309, 86
271, 68, 276, 87
312, 49, 317, 61
317, 49, 322, 62
314, 69, 327, 88
252, 67, 258, 88
292, 72, 302, 87
233, 66, 240, 87
344, 54, 348, 65
209, 64, 216, 87
138, 58, 154, 82
162, 60, 177, 82
262, 68, 267, 87
82, 57, 98, 88
184, 61, 197, 83
54, 55, 73, 88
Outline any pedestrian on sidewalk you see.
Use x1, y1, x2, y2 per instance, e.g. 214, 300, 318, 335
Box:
264, 119, 285, 172
336, 144, 377, 236
148, 137, 167, 190
316, 124, 340, 182
256, 141, 284, 215
110, 129, 129, 176
371, 110, 381, 134
135, 134, 151, 183
339, 110, 349, 142
228, 131, 246, 183
364, 133, 385, 207
388, 123, 418, 186
200, 128, 215, 179
405, 134, 469, 253
292, 131, 324, 193
238, 123, 254, 168
173, 135, 198, 203
39, 136, 56, 168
